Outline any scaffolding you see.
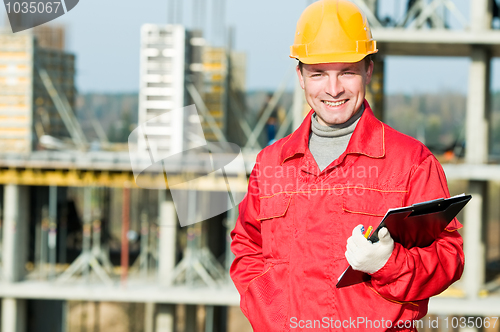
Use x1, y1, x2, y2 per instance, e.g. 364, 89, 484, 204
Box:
0, 29, 80, 154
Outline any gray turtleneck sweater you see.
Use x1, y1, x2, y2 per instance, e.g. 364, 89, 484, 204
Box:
308, 105, 364, 172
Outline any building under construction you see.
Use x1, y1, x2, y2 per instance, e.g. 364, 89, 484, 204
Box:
1, 0, 500, 331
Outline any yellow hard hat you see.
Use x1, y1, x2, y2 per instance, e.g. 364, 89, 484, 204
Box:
290, 0, 378, 64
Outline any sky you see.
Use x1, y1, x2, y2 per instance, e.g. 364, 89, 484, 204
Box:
2, 0, 499, 95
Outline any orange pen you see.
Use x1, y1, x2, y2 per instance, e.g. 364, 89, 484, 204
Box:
364, 226, 373, 239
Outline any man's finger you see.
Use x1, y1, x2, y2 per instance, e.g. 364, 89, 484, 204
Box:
352, 227, 370, 247
352, 224, 364, 236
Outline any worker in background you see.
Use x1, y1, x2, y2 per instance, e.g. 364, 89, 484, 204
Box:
230, 0, 464, 331
259, 93, 279, 145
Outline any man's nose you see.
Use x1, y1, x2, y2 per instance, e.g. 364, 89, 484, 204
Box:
326, 77, 344, 98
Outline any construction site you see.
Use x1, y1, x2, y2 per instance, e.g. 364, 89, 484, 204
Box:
0, 0, 500, 331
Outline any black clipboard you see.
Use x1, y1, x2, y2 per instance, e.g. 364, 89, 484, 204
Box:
336, 193, 471, 288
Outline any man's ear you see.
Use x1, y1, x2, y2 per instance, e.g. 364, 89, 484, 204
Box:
296, 65, 305, 89
365, 60, 374, 85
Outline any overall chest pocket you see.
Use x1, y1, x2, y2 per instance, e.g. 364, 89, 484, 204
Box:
341, 188, 406, 232
342, 188, 406, 216
257, 193, 293, 260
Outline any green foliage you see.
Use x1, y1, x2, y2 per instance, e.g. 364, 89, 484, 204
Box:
75, 93, 139, 143
384, 93, 466, 153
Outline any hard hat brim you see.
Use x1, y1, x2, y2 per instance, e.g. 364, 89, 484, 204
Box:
289, 50, 378, 64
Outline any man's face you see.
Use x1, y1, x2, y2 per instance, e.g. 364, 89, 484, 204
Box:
296, 60, 373, 126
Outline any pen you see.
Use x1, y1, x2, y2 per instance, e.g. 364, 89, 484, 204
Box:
364, 226, 373, 239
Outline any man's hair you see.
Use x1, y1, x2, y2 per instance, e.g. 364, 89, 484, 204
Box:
298, 55, 373, 73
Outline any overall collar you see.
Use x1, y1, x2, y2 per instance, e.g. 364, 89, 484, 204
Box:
279, 100, 385, 165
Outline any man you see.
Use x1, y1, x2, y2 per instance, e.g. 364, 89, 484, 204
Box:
230, 0, 464, 331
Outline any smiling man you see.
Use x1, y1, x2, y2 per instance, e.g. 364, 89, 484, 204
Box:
297, 59, 373, 126
230, 1, 464, 331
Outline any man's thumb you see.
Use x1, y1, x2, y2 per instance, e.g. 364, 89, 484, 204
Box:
379, 227, 391, 243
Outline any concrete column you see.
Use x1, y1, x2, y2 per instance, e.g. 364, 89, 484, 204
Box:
463, 45, 490, 301
466, 47, 490, 164
2, 183, 29, 332
144, 302, 155, 332
463, 43, 490, 307
158, 199, 177, 286
463, 181, 487, 299
155, 304, 175, 332
1, 298, 26, 332
156, 191, 177, 332
2, 184, 29, 282
205, 306, 214, 332
470, 0, 493, 31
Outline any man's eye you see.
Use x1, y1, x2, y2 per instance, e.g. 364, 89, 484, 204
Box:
311, 73, 322, 77
342, 72, 355, 76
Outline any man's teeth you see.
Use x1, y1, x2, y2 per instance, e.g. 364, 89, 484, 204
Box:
323, 100, 347, 107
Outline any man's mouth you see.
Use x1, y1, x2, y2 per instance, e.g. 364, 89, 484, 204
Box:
322, 100, 347, 107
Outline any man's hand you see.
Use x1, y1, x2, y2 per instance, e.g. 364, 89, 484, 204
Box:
345, 224, 394, 274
